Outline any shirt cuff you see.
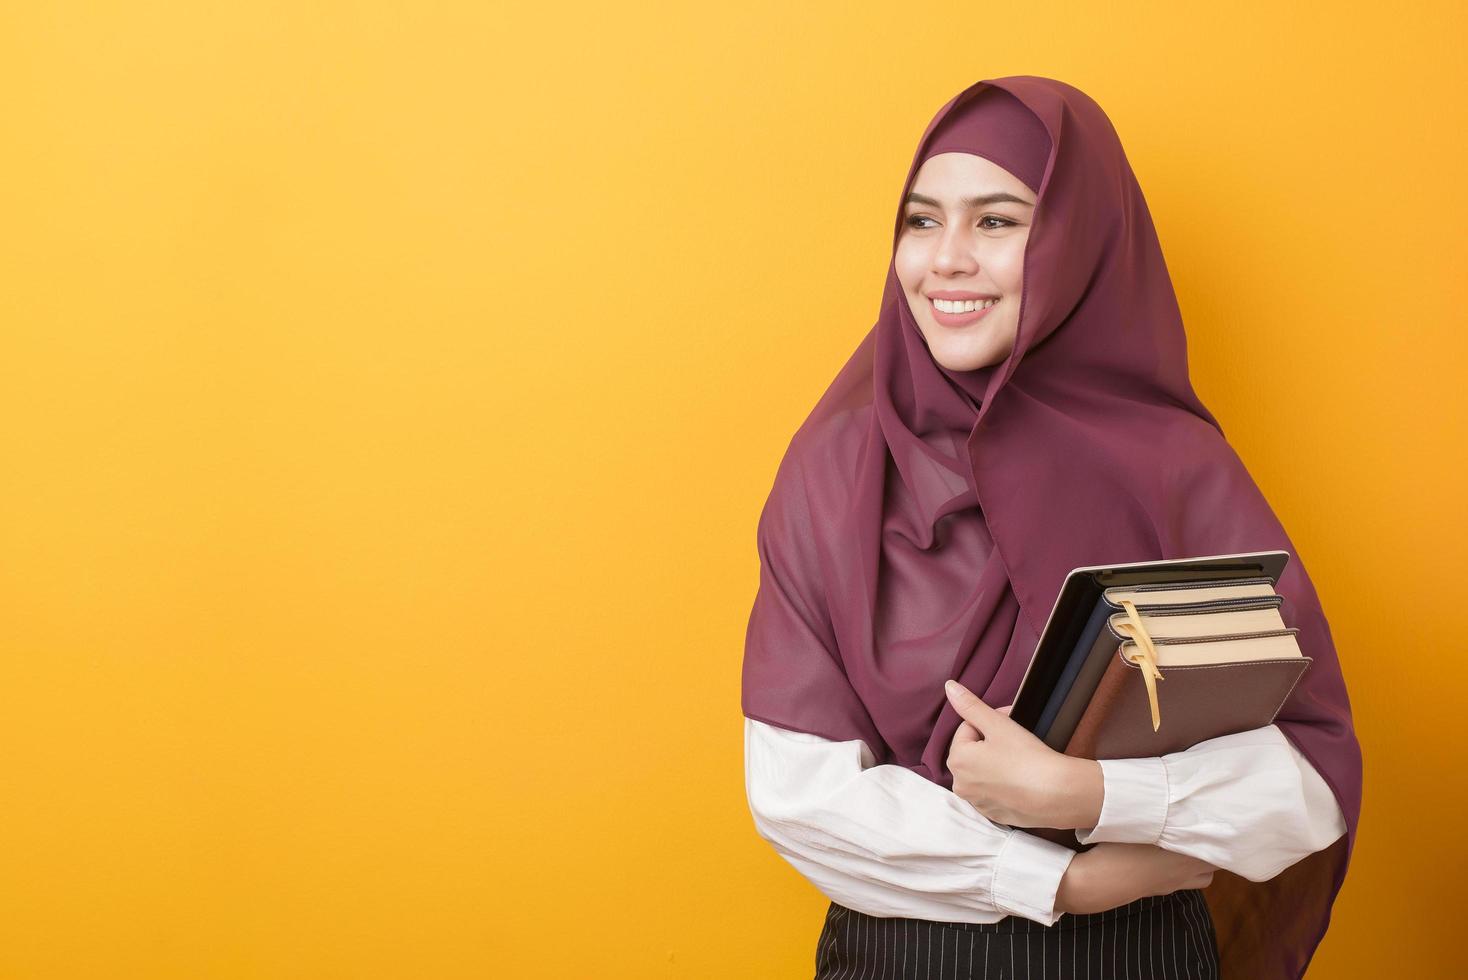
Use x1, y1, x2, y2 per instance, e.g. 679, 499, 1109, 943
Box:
1074, 756, 1170, 846
990, 829, 1078, 926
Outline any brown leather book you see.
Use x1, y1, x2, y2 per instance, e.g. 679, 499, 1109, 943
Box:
1011, 558, 1313, 852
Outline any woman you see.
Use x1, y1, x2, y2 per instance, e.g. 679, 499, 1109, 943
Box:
741, 76, 1361, 980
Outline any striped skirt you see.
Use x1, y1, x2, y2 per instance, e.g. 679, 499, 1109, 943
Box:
814, 888, 1219, 980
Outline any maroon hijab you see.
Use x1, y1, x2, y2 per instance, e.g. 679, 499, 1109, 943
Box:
741, 76, 1361, 979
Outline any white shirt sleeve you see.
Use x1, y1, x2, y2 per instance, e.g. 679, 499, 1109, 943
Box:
743, 715, 1078, 926
1073, 723, 1347, 882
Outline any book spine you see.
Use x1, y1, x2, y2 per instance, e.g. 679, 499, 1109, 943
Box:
1061, 648, 1129, 760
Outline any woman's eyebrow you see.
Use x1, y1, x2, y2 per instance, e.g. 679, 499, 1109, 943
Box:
904, 191, 1033, 208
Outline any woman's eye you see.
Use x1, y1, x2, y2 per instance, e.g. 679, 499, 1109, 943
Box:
904, 214, 1014, 230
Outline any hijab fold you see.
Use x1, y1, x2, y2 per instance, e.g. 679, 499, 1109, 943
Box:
741, 75, 1361, 980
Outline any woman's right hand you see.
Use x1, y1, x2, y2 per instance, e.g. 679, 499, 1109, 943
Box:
1054, 842, 1217, 916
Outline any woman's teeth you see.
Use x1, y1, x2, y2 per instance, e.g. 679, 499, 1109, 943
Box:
932, 297, 999, 313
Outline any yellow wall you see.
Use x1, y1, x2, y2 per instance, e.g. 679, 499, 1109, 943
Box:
2, 2, 1460, 976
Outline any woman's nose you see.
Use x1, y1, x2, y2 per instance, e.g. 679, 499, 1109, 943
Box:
933, 228, 979, 274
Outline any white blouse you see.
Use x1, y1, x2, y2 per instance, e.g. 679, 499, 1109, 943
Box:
743, 716, 1346, 928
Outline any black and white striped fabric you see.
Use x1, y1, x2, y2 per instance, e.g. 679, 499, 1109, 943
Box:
814, 889, 1219, 979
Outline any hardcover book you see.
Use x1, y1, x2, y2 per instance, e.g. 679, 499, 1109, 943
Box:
1007, 551, 1311, 851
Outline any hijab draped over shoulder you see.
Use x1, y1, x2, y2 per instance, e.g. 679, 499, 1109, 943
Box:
741, 75, 1361, 980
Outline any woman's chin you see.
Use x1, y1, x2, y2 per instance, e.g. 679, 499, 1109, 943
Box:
925, 334, 1009, 373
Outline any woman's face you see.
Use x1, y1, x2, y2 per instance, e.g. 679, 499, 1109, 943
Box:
895, 152, 1036, 373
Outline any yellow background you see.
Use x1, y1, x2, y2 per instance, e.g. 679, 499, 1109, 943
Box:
1, 2, 1461, 977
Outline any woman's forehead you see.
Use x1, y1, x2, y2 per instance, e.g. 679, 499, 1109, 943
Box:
908, 152, 1035, 202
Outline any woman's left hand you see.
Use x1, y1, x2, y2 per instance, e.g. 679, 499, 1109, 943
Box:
943, 679, 1103, 830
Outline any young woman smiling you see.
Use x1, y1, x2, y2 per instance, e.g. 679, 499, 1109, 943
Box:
741, 77, 1360, 980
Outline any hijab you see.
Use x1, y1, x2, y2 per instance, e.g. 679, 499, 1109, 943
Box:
741, 75, 1361, 979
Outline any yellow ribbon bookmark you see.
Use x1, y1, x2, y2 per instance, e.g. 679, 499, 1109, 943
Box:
1114, 598, 1166, 732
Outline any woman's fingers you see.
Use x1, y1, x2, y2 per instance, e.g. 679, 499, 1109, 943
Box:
949, 719, 982, 749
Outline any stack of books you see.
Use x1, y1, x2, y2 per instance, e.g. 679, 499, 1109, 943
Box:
1008, 551, 1312, 851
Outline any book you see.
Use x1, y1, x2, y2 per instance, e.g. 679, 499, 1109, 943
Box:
1006, 550, 1312, 851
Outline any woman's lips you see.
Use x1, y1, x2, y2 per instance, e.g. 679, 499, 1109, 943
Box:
929, 297, 997, 328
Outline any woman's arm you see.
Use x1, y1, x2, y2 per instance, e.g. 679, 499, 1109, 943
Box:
1071, 724, 1347, 881
744, 715, 1079, 926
